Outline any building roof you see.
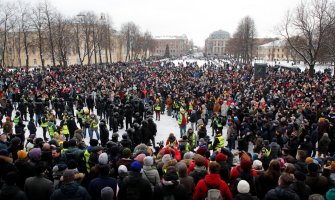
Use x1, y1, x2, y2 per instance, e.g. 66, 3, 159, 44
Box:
259, 39, 287, 47
154, 35, 188, 40
208, 30, 230, 39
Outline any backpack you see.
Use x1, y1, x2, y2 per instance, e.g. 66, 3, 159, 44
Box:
179, 142, 187, 153
204, 180, 223, 200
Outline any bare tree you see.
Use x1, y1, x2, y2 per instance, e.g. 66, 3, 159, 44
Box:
31, 3, 47, 67
42, 0, 56, 67
121, 22, 140, 61
0, 2, 16, 67
226, 16, 256, 64
17, 1, 32, 67
280, 0, 335, 76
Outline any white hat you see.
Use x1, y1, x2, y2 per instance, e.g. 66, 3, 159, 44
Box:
143, 156, 154, 166
98, 153, 108, 165
237, 180, 250, 194
252, 160, 263, 170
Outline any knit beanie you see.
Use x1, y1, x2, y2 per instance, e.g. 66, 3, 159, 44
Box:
252, 160, 263, 170
130, 161, 142, 173
143, 156, 154, 166
28, 148, 42, 161
17, 150, 28, 160
101, 187, 114, 200
326, 188, 335, 200
215, 153, 227, 162
135, 153, 146, 165
118, 165, 128, 175
123, 148, 131, 158
237, 180, 250, 194
98, 153, 108, 165
183, 152, 194, 160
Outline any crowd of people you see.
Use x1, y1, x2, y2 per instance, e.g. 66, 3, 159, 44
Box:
0, 60, 335, 200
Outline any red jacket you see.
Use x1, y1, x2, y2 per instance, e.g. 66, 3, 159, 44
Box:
193, 173, 232, 200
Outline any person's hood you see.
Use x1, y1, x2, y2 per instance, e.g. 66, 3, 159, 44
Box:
204, 173, 223, 186
60, 182, 79, 195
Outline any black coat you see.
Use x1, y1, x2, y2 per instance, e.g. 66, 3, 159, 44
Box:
153, 182, 188, 200
118, 171, 153, 200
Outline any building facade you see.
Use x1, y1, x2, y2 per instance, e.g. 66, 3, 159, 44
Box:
204, 30, 230, 58
257, 39, 293, 62
153, 35, 189, 58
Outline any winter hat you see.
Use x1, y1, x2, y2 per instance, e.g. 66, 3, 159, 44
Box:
143, 156, 154, 166
196, 146, 207, 156
183, 152, 194, 160
194, 154, 206, 166
215, 153, 227, 162
98, 153, 108, 165
101, 186, 114, 200
163, 148, 171, 155
326, 188, 335, 200
237, 180, 250, 194
305, 157, 314, 165
130, 161, 142, 173
164, 166, 179, 181
5, 116, 10, 121
252, 160, 263, 170
162, 154, 172, 164
240, 159, 253, 171
17, 150, 28, 160
135, 153, 146, 164
123, 148, 131, 158
118, 165, 128, 175
62, 169, 75, 183
28, 148, 42, 161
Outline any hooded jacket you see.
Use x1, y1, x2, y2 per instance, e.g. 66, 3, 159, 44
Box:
193, 173, 232, 200
51, 182, 91, 200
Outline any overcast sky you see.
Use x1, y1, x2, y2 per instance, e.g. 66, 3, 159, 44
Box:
23, 0, 301, 47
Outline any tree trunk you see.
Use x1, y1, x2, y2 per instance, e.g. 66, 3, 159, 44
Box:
24, 32, 29, 67
38, 30, 44, 67
2, 19, 8, 67
309, 64, 315, 77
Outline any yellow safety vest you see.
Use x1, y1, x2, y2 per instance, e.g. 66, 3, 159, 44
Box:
155, 105, 161, 111
215, 135, 225, 150
48, 123, 55, 136
84, 149, 91, 173
62, 122, 69, 135
13, 116, 20, 126
41, 116, 48, 128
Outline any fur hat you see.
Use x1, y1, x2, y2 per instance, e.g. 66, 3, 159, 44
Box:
98, 153, 108, 165
237, 180, 250, 194
130, 161, 142, 173
143, 156, 154, 166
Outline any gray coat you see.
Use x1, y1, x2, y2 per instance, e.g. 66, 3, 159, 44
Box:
142, 166, 160, 190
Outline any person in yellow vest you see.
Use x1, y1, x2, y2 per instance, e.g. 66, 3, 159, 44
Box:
76, 107, 84, 128
212, 131, 225, 151
154, 99, 161, 121
177, 108, 188, 138
47, 119, 57, 140
83, 109, 90, 138
60, 118, 70, 141
40, 112, 49, 141
89, 113, 100, 140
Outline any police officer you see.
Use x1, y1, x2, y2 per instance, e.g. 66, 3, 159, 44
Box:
212, 131, 225, 151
